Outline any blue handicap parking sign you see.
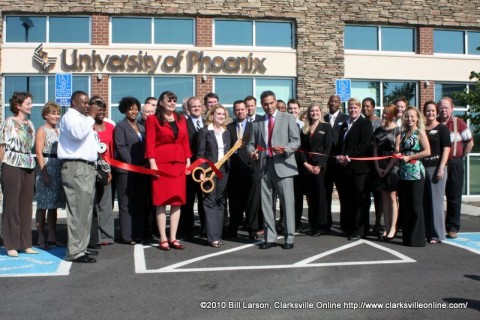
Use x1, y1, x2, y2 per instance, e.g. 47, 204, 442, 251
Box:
55, 73, 72, 106
335, 79, 351, 102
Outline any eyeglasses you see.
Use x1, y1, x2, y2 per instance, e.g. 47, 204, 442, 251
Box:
167, 98, 177, 103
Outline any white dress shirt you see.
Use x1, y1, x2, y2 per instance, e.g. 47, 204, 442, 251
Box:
58, 108, 99, 162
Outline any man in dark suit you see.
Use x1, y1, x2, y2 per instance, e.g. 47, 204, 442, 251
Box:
247, 91, 300, 249
180, 96, 206, 240
335, 98, 373, 241
226, 100, 258, 240
245, 96, 262, 123
324, 94, 349, 232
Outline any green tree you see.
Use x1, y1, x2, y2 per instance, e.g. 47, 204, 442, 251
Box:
453, 71, 480, 135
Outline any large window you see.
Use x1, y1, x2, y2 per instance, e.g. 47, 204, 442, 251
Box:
345, 25, 415, 52
5, 16, 90, 43
110, 76, 194, 123
111, 17, 194, 45
214, 20, 294, 48
3, 75, 90, 130
214, 77, 295, 116
351, 80, 417, 110
434, 30, 480, 55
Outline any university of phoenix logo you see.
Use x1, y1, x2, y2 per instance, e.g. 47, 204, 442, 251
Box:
33, 44, 57, 71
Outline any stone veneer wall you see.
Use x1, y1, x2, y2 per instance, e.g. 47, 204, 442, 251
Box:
0, 0, 479, 108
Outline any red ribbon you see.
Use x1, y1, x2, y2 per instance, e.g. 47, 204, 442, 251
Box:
101, 153, 222, 178
256, 145, 408, 162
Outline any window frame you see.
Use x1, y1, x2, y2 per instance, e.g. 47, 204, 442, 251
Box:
344, 25, 416, 54
109, 75, 195, 123
110, 16, 195, 47
213, 19, 295, 50
433, 29, 480, 56
3, 15, 91, 45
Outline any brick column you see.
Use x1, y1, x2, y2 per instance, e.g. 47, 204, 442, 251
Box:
418, 27, 434, 108
91, 14, 110, 113
196, 17, 213, 97
419, 80, 435, 112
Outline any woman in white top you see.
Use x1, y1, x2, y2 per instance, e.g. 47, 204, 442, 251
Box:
196, 105, 232, 248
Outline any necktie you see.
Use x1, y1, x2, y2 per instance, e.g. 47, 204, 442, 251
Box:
249, 117, 254, 123
237, 123, 243, 139
196, 119, 201, 131
267, 115, 274, 157
329, 114, 336, 128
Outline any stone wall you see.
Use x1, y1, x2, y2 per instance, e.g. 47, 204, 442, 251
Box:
1, 0, 479, 107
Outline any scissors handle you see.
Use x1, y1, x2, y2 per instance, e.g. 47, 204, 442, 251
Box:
192, 166, 207, 183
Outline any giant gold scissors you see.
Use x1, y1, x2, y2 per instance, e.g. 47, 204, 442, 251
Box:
192, 139, 243, 193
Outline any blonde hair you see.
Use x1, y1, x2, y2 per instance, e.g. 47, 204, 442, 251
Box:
42, 102, 61, 120
206, 104, 229, 129
402, 106, 425, 130
302, 103, 325, 135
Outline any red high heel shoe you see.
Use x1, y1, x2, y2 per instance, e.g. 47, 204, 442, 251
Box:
159, 240, 171, 251
169, 239, 185, 250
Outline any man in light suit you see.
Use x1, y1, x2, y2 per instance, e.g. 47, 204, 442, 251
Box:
247, 91, 300, 249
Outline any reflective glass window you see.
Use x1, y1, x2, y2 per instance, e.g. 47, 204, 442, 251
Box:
383, 81, 417, 106
256, 21, 293, 47
214, 78, 253, 105
5, 16, 46, 42
111, 77, 151, 104
470, 156, 480, 194
154, 18, 194, 45
381, 27, 415, 52
255, 79, 294, 104
468, 31, 480, 55
215, 20, 253, 46
434, 83, 468, 106
434, 30, 465, 54
344, 25, 378, 50
112, 17, 151, 44
49, 17, 90, 43
351, 81, 381, 106
154, 77, 194, 100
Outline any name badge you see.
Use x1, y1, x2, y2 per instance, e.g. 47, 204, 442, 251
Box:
429, 130, 438, 135
319, 130, 325, 135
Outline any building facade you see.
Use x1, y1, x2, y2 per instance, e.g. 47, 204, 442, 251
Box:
1, 0, 478, 195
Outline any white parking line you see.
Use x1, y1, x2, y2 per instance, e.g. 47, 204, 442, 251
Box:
134, 239, 415, 274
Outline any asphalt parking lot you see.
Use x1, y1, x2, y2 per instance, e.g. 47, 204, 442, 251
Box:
1, 201, 479, 320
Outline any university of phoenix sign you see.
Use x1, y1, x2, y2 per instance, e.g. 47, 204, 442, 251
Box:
60, 49, 267, 74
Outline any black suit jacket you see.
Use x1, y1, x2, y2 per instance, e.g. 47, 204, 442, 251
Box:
324, 112, 349, 154
186, 117, 206, 161
336, 116, 373, 175
299, 122, 333, 173
196, 127, 232, 172
226, 120, 254, 175
113, 118, 146, 174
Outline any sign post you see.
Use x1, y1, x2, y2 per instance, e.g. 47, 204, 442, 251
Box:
335, 79, 352, 102
55, 73, 72, 106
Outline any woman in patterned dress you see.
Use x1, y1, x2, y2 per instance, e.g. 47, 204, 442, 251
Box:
35, 102, 66, 250
394, 107, 430, 247
0, 92, 37, 257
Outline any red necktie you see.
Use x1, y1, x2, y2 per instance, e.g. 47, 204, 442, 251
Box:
268, 115, 274, 157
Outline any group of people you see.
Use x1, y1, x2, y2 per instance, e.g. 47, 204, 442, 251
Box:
0, 88, 474, 262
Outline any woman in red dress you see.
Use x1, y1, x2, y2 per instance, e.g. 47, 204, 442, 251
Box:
146, 91, 191, 251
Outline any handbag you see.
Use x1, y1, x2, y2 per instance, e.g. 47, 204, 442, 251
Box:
96, 166, 109, 186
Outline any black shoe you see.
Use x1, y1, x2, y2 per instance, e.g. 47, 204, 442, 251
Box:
281, 243, 294, 249
309, 230, 322, 237
259, 242, 276, 249
72, 255, 96, 263
248, 232, 258, 240
348, 235, 360, 241
87, 244, 101, 249
84, 249, 99, 256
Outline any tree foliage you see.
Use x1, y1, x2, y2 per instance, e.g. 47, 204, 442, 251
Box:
453, 71, 480, 135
